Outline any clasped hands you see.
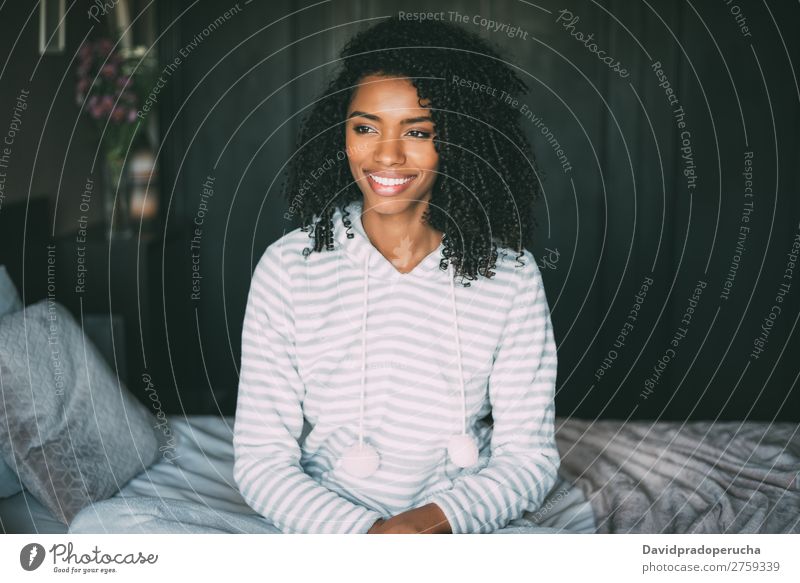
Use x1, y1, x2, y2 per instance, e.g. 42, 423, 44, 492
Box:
367, 503, 452, 534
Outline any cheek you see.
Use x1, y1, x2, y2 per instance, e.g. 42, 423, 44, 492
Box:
425, 154, 440, 186
406, 142, 438, 171
420, 148, 439, 176
345, 135, 370, 168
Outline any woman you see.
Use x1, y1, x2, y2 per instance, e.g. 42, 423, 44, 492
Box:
68, 15, 585, 537
233, 15, 561, 534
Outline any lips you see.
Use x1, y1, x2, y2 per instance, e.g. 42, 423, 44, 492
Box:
365, 170, 418, 196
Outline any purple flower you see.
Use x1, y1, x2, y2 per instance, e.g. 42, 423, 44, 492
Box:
89, 101, 104, 120
97, 39, 113, 56
75, 37, 148, 129
101, 63, 118, 79
98, 95, 114, 118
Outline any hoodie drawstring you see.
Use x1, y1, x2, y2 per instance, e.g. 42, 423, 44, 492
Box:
339, 253, 479, 479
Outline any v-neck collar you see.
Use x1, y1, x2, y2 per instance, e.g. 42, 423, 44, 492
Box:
334, 200, 446, 281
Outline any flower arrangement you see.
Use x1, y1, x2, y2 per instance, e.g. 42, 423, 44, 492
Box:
75, 38, 156, 234
75, 38, 149, 156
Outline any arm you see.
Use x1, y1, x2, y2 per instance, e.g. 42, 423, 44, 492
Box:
233, 243, 384, 534
368, 503, 451, 534
427, 255, 561, 533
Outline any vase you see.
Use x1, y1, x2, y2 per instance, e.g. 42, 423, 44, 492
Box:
128, 147, 159, 234
101, 151, 133, 239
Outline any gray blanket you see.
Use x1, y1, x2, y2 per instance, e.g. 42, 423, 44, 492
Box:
555, 418, 800, 533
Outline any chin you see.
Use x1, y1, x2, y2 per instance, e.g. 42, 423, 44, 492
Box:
364, 196, 426, 215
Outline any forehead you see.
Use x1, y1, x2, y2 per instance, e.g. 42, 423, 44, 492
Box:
347, 74, 432, 114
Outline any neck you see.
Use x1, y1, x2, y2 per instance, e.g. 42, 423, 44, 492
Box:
360, 199, 444, 271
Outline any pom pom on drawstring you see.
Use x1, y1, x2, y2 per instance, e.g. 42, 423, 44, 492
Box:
340, 442, 380, 478
447, 433, 479, 468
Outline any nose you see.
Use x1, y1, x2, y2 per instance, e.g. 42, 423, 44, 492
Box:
373, 135, 405, 166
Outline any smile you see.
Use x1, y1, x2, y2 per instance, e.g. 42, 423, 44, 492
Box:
365, 172, 418, 196
369, 174, 415, 186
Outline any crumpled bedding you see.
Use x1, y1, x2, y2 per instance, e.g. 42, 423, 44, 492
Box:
10, 415, 799, 534
66, 416, 595, 534
555, 418, 800, 533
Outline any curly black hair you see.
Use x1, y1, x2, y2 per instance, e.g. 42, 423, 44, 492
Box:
282, 14, 544, 284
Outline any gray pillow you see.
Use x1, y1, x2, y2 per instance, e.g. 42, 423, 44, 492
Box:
0, 264, 23, 498
0, 265, 22, 316
0, 456, 21, 498
0, 300, 162, 524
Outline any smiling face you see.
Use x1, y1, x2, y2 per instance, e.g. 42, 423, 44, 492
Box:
345, 74, 439, 215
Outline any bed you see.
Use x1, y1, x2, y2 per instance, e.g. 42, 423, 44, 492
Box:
2, 412, 797, 534
1, 415, 595, 534
555, 418, 800, 533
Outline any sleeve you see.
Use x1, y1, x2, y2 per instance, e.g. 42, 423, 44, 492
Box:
427, 255, 561, 533
232, 243, 384, 534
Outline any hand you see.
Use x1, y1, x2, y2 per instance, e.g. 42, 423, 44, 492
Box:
367, 504, 451, 534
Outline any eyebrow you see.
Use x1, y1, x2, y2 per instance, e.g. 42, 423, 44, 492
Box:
347, 111, 434, 125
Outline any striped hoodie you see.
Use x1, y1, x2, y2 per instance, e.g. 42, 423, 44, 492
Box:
233, 199, 560, 534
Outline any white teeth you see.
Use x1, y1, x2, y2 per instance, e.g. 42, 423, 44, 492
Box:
370, 174, 414, 186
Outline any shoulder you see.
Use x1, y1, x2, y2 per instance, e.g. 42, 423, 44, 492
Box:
488, 246, 544, 294
461, 246, 545, 313
246, 229, 313, 304
251, 223, 349, 297
253, 227, 314, 278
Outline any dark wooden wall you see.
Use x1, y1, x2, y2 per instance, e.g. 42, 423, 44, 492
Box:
147, 0, 799, 420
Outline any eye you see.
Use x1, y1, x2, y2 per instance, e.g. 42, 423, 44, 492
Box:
353, 125, 376, 135
406, 129, 433, 139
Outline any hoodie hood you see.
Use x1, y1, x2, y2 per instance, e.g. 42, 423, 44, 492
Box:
333, 199, 447, 281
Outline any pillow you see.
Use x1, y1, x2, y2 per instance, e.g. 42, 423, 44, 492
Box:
0, 264, 23, 498
0, 456, 22, 498
0, 300, 162, 524
0, 265, 22, 316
